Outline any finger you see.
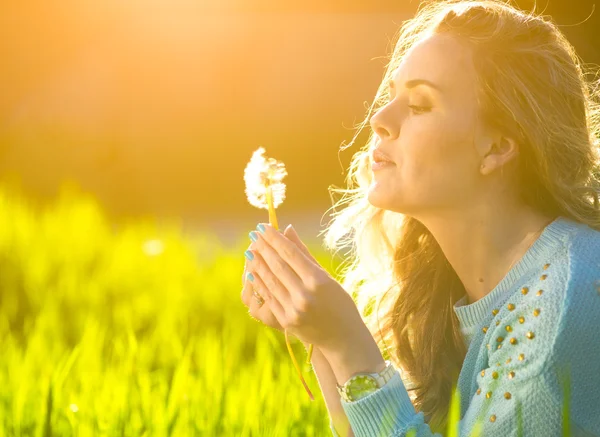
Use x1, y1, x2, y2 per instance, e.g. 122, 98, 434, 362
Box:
248, 239, 304, 306
247, 281, 266, 322
242, 276, 286, 331
241, 270, 256, 307
242, 266, 272, 308
245, 271, 286, 324
241, 241, 254, 286
283, 224, 319, 266
246, 248, 295, 308
253, 223, 317, 283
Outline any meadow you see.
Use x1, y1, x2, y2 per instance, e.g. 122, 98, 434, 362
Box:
0, 183, 340, 436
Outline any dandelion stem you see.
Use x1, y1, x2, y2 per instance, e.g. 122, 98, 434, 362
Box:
306, 344, 314, 364
266, 184, 279, 231
266, 182, 314, 401
286, 330, 315, 401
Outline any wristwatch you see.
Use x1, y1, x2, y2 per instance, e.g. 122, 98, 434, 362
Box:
336, 360, 397, 402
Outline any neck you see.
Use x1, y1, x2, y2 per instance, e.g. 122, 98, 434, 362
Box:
416, 207, 556, 306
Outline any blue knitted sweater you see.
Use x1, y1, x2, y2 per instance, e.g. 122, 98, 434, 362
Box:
330, 216, 600, 437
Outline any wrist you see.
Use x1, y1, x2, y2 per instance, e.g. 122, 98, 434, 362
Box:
321, 331, 386, 386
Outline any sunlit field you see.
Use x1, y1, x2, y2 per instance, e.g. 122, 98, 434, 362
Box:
0, 184, 340, 436
0, 184, 574, 437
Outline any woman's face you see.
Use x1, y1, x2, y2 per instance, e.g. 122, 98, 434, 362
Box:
368, 32, 494, 217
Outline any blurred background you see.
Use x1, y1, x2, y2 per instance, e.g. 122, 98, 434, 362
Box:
0, 2, 598, 435
1, 0, 597, 247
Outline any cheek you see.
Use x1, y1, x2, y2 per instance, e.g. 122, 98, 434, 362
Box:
400, 117, 476, 190
401, 117, 456, 170
404, 112, 475, 160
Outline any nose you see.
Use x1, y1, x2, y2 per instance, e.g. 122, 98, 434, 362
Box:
369, 104, 401, 142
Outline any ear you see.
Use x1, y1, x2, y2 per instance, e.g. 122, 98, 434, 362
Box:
480, 134, 519, 176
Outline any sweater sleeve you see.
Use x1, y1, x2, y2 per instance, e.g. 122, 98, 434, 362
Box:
338, 270, 600, 437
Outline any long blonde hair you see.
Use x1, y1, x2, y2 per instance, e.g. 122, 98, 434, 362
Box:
320, 0, 600, 432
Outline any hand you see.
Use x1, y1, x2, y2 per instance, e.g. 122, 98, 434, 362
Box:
241, 224, 317, 334
244, 223, 368, 354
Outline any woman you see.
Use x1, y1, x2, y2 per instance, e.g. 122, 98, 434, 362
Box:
241, 1, 600, 436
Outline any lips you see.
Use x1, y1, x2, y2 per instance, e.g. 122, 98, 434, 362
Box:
371, 148, 395, 165
372, 161, 395, 171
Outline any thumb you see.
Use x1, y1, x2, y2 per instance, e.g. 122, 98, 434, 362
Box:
284, 224, 319, 265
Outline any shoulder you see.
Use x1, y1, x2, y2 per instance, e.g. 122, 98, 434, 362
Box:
472, 220, 600, 433
552, 220, 600, 370
564, 220, 600, 293
558, 220, 600, 354
551, 220, 600, 431
485, 220, 600, 379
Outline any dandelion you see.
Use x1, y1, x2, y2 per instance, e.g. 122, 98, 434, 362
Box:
244, 146, 315, 401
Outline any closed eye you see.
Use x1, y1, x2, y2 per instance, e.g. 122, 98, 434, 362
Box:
408, 105, 431, 115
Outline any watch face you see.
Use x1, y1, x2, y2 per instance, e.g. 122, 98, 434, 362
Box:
349, 376, 379, 399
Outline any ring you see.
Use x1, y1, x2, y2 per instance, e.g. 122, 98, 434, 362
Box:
253, 290, 265, 307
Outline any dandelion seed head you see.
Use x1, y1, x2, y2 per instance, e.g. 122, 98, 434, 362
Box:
244, 147, 287, 210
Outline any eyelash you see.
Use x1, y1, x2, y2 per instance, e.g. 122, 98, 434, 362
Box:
408, 105, 431, 115
384, 94, 430, 115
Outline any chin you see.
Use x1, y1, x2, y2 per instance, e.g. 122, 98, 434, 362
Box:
367, 189, 393, 210
367, 190, 414, 215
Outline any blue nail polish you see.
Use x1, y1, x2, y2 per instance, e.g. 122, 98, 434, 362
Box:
247, 272, 255, 282
249, 231, 258, 242
257, 223, 266, 234
244, 250, 254, 261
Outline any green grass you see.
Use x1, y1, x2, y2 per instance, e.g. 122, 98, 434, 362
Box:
0, 183, 336, 436
0, 182, 575, 436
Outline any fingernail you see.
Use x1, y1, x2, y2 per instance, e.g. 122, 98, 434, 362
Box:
244, 250, 254, 261
249, 231, 258, 242
257, 223, 266, 234
247, 272, 255, 282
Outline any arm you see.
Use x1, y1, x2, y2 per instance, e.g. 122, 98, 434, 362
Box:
302, 341, 354, 437
318, 286, 594, 437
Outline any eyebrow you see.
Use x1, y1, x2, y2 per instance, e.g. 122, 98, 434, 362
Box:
388, 78, 443, 93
